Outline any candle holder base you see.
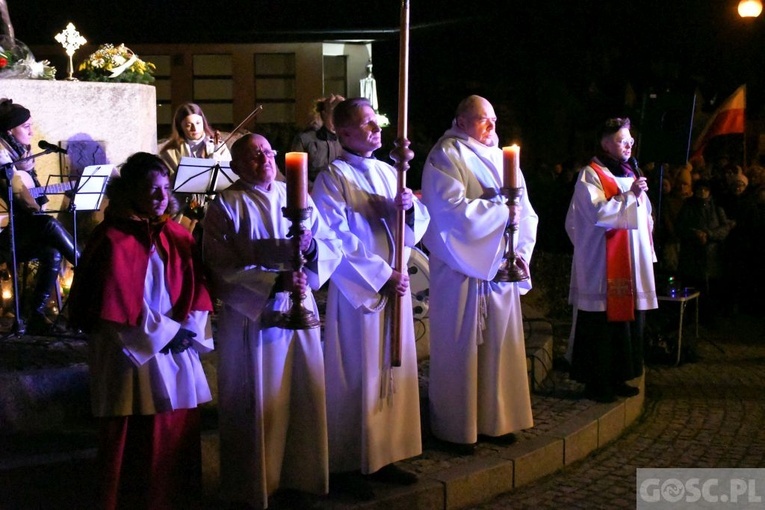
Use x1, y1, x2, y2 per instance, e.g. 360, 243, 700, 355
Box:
276, 306, 321, 330
493, 259, 529, 283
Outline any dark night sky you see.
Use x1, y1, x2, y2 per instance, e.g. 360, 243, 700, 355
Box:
6, 0, 765, 166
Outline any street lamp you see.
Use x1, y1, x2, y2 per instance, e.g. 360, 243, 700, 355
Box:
738, 0, 763, 18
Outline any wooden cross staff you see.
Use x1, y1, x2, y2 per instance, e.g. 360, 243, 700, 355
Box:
389, 0, 413, 367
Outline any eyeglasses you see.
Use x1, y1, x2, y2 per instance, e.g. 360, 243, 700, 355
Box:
467, 116, 497, 124
615, 138, 635, 148
253, 149, 278, 159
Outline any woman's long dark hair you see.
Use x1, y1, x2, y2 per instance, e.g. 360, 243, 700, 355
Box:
162, 102, 215, 152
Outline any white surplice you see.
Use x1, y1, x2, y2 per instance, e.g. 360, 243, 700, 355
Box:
89, 250, 214, 418
421, 127, 538, 444
203, 180, 342, 508
565, 159, 658, 313
311, 152, 430, 474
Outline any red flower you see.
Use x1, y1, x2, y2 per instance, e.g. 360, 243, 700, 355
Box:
0, 57, 7, 69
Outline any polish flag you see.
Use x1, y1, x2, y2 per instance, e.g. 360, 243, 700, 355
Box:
691, 85, 746, 159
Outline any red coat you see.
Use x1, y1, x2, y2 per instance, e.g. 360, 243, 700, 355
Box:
69, 212, 212, 332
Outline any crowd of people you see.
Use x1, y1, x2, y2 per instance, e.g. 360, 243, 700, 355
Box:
5, 91, 746, 508
655, 157, 765, 320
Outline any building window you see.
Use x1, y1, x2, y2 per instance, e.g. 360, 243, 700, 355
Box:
323, 55, 347, 97
254, 53, 296, 124
193, 54, 234, 131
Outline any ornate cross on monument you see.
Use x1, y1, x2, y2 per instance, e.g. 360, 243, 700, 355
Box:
55, 23, 87, 81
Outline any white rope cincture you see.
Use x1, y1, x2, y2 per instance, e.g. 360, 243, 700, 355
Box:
378, 301, 397, 407
476, 280, 490, 345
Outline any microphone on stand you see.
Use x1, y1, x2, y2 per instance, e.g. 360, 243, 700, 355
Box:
38, 140, 68, 155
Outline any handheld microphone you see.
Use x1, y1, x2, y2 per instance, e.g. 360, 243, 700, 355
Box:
629, 157, 643, 207
38, 140, 68, 155
628, 157, 642, 178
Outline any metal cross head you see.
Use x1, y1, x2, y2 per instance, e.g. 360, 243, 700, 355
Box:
55, 23, 86, 56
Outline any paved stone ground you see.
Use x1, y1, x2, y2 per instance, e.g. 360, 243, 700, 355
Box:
469, 312, 765, 509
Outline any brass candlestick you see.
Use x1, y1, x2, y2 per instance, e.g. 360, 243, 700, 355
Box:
277, 205, 320, 330
494, 186, 529, 283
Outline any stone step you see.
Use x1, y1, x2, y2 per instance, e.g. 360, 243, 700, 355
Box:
0, 364, 90, 435
0, 384, 644, 509
0, 305, 646, 509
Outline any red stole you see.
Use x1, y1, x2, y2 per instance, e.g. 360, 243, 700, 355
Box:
590, 161, 635, 322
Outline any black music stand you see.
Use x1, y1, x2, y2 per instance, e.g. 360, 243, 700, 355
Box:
174, 157, 238, 197
66, 164, 113, 265
49, 164, 112, 333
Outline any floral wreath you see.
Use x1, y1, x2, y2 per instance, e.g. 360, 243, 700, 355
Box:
78, 44, 155, 84
0, 38, 56, 80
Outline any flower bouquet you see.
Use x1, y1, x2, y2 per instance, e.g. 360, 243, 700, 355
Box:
78, 44, 155, 84
0, 38, 56, 80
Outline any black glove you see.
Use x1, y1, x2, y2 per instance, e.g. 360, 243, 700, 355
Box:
160, 328, 197, 354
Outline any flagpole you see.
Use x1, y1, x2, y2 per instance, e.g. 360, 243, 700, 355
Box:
743, 84, 748, 170
389, 0, 412, 367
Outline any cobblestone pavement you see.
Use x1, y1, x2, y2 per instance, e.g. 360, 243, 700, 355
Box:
470, 312, 765, 509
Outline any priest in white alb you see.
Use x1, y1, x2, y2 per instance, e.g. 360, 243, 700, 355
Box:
311, 97, 429, 499
203, 133, 342, 509
421, 95, 537, 454
565, 117, 657, 403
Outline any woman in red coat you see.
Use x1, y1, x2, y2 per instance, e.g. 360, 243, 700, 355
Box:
69, 152, 214, 510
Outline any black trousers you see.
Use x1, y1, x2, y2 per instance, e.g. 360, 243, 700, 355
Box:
569, 310, 645, 391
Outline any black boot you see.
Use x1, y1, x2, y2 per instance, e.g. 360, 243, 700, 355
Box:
26, 249, 63, 336
27, 295, 56, 336
27, 308, 55, 335
41, 219, 80, 265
